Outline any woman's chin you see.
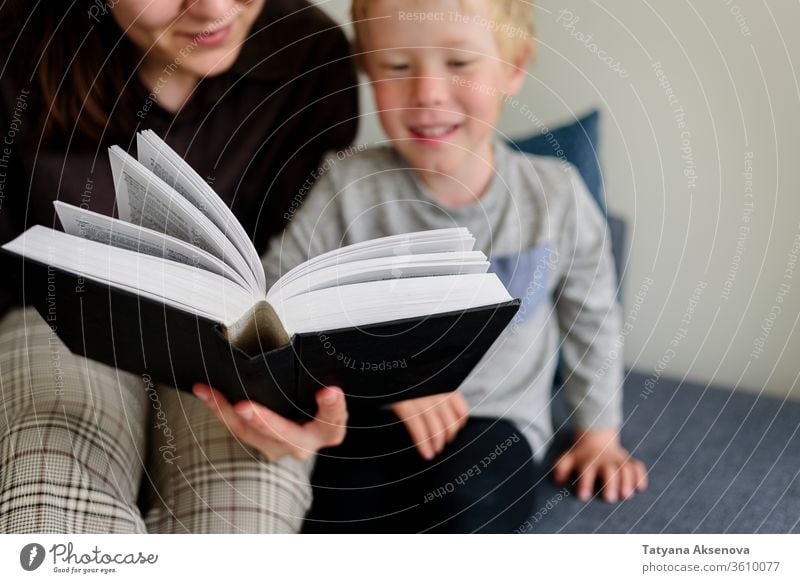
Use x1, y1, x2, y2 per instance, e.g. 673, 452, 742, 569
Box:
183, 51, 242, 78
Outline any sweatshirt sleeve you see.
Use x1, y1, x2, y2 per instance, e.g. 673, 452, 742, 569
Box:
554, 166, 624, 432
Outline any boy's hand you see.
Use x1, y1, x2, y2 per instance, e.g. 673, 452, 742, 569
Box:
192, 383, 348, 462
391, 392, 469, 460
552, 428, 648, 503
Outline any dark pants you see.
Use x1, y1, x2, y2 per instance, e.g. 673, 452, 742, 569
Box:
302, 411, 542, 533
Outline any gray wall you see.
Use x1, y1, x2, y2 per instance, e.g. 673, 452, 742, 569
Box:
312, 0, 800, 400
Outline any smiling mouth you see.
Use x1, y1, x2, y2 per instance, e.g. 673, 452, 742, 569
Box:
180, 24, 234, 47
409, 124, 461, 140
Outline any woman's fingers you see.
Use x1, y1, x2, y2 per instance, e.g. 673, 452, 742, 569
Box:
303, 386, 348, 450
194, 383, 244, 432
234, 387, 348, 458
193, 384, 290, 460
194, 384, 349, 461
233, 399, 310, 452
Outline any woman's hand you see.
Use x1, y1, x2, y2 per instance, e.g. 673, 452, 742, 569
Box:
552, 427, 648, 503
391, 392, 469, 460
192, 383, 348, 462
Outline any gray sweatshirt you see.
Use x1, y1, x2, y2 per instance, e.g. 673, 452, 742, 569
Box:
261, 141, 624, 461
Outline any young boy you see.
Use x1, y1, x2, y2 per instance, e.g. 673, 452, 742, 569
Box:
261, 0, 647, 533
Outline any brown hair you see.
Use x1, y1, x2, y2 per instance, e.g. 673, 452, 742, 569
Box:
350, 0, 535, 63
2, 2, 140, 144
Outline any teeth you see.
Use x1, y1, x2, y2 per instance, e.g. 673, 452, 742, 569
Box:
413, 125, 456, 138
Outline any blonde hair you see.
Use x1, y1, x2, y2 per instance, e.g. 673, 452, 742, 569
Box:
350, 0, 535, 64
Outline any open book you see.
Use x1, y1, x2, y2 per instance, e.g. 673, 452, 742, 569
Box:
2, 131, 519, 417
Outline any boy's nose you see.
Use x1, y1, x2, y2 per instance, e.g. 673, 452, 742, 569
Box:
411, 73, 449, 107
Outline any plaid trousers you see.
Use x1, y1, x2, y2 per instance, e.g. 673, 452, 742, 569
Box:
0, 308, 313, 533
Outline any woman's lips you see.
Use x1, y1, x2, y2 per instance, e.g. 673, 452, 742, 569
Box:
180, 24, 233, 47
408, 124, 460, 143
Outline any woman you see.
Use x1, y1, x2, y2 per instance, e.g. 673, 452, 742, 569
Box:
0, 0, 357, 533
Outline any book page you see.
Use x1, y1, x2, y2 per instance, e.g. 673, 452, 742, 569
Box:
54, 201, 250, 290
271, 228, 476, 294
2, 226, 259, 326
109, 146, 259, 292
136, 131, 266, 293
267, 251, 489, 303
274, 273, 511, 336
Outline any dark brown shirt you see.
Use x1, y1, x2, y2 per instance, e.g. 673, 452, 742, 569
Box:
0, 0, 358, 316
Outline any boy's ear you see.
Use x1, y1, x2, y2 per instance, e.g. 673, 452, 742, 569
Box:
505, 43, 534, 97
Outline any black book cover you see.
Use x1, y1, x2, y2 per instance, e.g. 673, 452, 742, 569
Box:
3, 252, 520, 419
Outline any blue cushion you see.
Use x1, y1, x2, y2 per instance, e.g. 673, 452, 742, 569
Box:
510, 109, 605, 214
510, 109, 625, 287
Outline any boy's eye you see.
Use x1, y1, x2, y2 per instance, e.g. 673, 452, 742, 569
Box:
447, 59, 474, 69
382, 63, 410, 72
